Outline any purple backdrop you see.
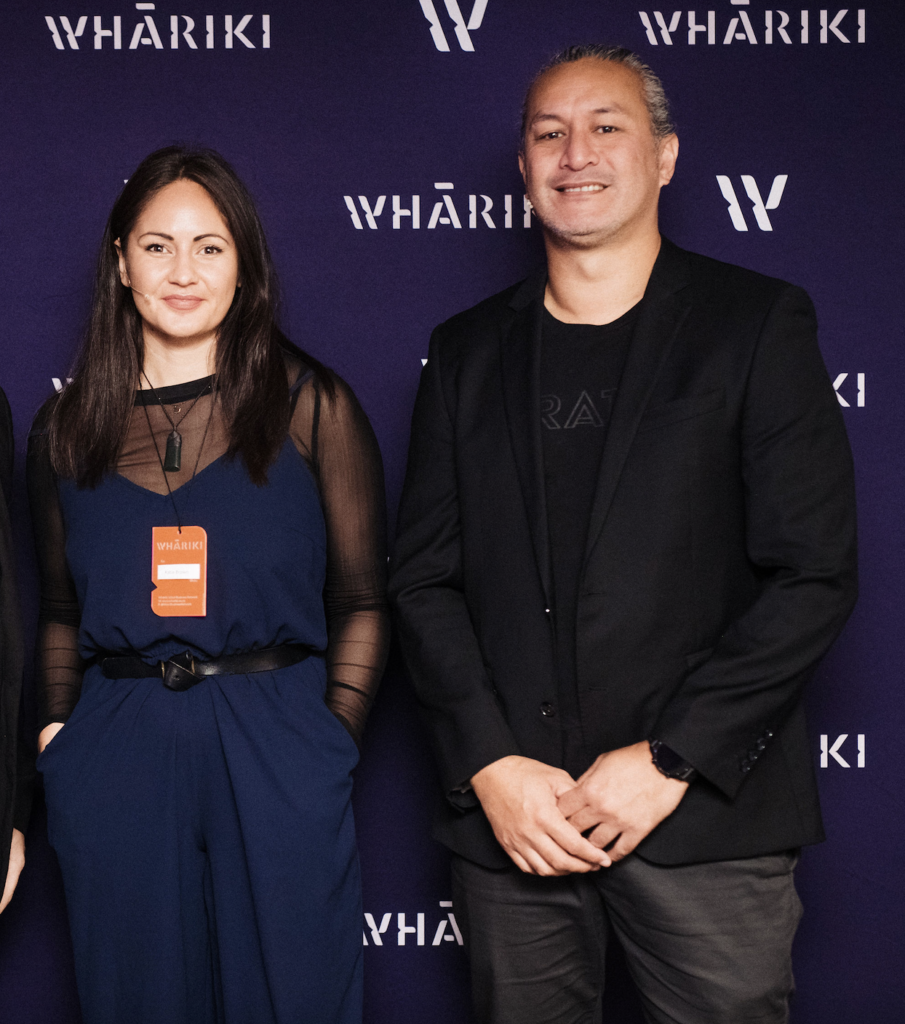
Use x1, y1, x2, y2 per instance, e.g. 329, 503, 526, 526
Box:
1, 1, 902, 1021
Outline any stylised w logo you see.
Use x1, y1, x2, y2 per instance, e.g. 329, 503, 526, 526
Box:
716, 174, 788, 231
419, 0, 489, 51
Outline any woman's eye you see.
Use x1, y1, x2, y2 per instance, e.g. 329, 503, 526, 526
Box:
145, 243, 165, 253
201, 245, 222, 255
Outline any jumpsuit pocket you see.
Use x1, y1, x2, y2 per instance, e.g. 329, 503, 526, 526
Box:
324, 703, 361, 762
36, 721, 75, 772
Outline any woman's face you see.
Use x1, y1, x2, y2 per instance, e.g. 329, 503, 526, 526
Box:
116, 179, 239, 351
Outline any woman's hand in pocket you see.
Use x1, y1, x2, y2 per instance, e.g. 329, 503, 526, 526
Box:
38, 722, 65, 753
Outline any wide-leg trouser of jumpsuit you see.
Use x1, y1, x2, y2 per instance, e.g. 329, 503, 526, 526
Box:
38, 657, 362, 1024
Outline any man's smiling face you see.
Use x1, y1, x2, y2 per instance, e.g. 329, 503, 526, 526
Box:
519, 58, 678, 250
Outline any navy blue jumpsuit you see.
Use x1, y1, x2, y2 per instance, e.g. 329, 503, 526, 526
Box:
29, 365, 388, 1024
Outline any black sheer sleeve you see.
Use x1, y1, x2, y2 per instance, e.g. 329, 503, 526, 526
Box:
27, 402, 84, 731
289, 371, 390, 746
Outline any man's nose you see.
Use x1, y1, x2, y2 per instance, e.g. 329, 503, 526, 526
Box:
561, 132, 598, 171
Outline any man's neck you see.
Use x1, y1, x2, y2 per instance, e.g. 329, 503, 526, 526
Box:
543, 231, 662, 326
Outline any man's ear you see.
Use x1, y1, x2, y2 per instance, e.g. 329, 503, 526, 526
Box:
114, 239, 130, 288
658, 133, 679, 188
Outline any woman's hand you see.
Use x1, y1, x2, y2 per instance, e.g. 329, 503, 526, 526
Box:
38, 722, 65, 753
0, 829, 25, 914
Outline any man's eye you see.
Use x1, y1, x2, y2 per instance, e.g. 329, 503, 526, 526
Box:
539, 131, 564, 140
596, 125, 617, 134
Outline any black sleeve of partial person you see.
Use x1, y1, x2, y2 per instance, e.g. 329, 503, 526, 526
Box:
0, 389, 31, 836
389, 326, 521, 807
652, 285, 858, 799
0, 391, 12, 507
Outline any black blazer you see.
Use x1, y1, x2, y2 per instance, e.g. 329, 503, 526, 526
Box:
0, 387, 28, 882
390, 239, 857, 869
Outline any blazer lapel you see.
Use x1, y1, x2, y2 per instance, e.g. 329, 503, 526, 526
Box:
584, 239, 693, 562
500, 270, 552, 604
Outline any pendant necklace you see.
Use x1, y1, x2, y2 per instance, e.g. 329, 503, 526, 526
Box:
140, 386, 217, 532
140, 373, 213, 472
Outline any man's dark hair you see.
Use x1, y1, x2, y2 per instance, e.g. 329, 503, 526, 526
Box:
520, 44, 675, 147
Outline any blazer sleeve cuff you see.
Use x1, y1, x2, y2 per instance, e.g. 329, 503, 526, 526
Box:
432, 716, 522, 813
653, 709, 782, 800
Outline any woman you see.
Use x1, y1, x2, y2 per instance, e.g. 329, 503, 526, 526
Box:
28, 146, 388, 1024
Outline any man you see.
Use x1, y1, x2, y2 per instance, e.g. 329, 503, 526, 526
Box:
389, 45, 856, 1024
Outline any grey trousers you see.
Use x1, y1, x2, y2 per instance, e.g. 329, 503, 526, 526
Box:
451, 850, 802, 1024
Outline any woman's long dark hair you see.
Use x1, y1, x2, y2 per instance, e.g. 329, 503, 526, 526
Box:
49, 145, 329, 487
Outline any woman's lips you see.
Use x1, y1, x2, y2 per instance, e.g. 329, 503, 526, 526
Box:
162, 295, 203, 310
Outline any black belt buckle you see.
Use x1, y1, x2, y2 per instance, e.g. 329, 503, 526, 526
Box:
161, 651, 201, 692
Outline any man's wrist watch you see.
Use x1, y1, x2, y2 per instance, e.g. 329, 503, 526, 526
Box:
649, 739, 699, 783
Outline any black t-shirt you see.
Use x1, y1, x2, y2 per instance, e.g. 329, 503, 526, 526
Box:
540, 303, 637, 776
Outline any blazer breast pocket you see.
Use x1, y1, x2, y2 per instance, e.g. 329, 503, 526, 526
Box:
636, 388, 726, 435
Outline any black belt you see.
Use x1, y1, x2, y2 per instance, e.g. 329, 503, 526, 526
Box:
91, 644, 319, 693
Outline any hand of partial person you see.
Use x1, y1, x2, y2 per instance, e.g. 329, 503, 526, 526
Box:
556, 741, 688, 863
38, 722, 65, 754
0, 829, 25, 914
470, 755, 612, 876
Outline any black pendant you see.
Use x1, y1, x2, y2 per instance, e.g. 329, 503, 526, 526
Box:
163, 430, 182, 472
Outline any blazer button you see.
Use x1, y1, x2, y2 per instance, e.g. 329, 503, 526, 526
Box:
540, 702, 556, 717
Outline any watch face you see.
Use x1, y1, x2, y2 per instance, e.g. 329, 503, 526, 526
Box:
651, 740, 697, 780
